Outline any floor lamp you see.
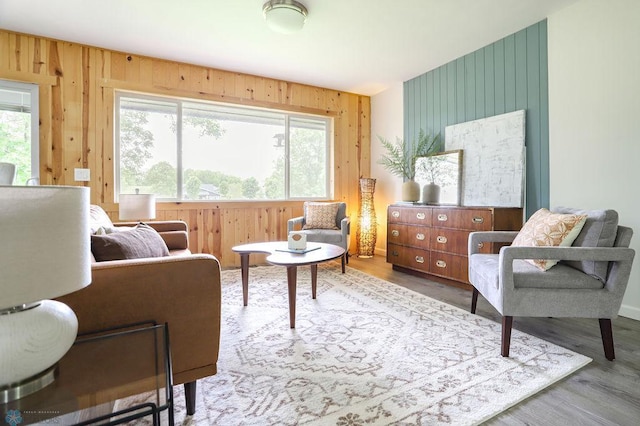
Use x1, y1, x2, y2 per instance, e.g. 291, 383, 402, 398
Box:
357, 178, 377, 258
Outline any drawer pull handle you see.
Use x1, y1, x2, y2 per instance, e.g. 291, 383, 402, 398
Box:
391, 211, 400, 218
391, 230, 400, 237
391, 250, 399, 256
415, 256, 425, 264
416, 233, 425, 241
416, 212, 426, 220
472, 216, 484, 224
437, 214, 448, 222
478, 242, 484, 249
436, 235, 447, 244
436, 260, 447, 268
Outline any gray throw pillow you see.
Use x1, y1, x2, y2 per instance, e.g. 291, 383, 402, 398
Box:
552, 207, 618, 282
91, 223, 170, 262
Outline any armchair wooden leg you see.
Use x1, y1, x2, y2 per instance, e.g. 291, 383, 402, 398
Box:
599, 318, 615, 361
341, 253, 346, 273
501, 316, 513, 357
471, 288, 479, 314
185, 381, 197, 415
346, 251, 349, 264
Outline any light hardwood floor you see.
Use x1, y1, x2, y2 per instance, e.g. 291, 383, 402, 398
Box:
346, 255, 640, 426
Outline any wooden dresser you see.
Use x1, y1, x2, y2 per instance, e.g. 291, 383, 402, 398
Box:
386, 204, 523, 288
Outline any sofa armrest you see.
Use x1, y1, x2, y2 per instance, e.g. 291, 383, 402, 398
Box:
56, 254, 221, 386
288, 216, 304, 233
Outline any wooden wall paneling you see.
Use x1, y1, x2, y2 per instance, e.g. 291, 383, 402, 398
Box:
464, 53, 476, 120
404, 20, 548, 218
494, 39, 506, 115
0, 32, 9, 69
475, 49, 485, 119
61, 42, 83, 185
0, 29, 370, 268
484, 45, 495, 118
39, 84, 52, 184
101, 88, 115, 203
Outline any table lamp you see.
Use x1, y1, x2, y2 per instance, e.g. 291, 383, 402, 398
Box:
0, 186, 91, 402
119, 191, 156, 221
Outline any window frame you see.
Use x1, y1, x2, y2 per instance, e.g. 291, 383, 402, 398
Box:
0, 79, 40, 184
114, 91, 333, 202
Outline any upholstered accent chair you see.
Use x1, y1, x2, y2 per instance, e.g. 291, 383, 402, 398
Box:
288, 201, 350, 273
468, 207, 635, 360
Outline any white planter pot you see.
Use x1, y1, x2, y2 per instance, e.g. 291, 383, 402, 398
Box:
422, 183, 441, 204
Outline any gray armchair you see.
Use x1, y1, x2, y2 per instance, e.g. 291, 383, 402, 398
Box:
468, 208, 635, 360
288, 202, 350, 273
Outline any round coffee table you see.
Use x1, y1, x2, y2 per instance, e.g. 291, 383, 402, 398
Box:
231, 242, 345, 328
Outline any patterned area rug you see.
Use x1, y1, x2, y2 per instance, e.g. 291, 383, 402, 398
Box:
117, 264, 591, 425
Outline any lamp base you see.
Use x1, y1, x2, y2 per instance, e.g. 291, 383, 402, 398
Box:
0, 300, 78, 402
0, 365, 56, 404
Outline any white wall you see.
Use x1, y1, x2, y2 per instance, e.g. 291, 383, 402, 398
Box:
548, 0, 640, 320
371, 83, 404, 255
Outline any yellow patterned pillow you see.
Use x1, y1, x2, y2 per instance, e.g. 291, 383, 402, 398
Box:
303, 202, 340, 230
512, 208, 588, 271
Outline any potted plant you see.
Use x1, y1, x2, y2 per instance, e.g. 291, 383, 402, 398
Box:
377, 129, 441, 201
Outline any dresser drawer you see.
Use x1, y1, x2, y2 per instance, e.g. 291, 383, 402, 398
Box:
429, 252, 468, 282
387, 244, 429, 273
387, 224, 429, 249
432, 208, 492, 231
430, 228, 491, 255
388, 206, 431, 226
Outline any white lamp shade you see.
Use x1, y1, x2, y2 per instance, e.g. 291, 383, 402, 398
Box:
0, 186, 92, 310
119, 193, 156, 221
263, 0, 307, 34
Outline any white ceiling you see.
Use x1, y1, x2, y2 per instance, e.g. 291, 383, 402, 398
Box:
0, 0, 579, 96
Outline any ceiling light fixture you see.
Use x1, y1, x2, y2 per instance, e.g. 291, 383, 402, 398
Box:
263, 0, 308, 34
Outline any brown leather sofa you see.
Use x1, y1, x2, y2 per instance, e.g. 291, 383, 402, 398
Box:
56, 206, 221, 415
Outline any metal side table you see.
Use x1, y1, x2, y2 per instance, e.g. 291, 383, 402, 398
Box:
1, 322, 173, 425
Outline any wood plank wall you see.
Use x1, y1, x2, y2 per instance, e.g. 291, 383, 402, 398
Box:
404, 20, 548, 218
0, 29, 371, 267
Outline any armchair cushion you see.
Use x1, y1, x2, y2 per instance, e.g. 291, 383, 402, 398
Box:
302, 202, 340, 230
553, 207, 618, 282
91, 223, 170, 261
511, 208, 587, 270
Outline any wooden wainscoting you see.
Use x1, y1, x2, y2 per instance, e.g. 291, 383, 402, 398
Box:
100, 201, 321, 268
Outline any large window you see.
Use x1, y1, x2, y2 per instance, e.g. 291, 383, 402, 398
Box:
0, 80, 39, 184
115, 93, 332, 201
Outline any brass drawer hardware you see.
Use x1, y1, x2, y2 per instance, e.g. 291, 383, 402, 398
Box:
391, 211, 400, 218
472, 216, 484, 223
436, 235, 447, 244
415, 256, 425, 264
436, 260, 447, 268
416, 212, 426, 220
391, 230, 400, 237
391, 250, 399, 256
437, 214, 448, 221
416, 233, 425, 241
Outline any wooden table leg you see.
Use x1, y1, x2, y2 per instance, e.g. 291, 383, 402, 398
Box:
287, 266, 297, 328
311, 264, 318, 299
240, 253, 250, 306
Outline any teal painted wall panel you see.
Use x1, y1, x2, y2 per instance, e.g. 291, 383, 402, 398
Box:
404, 20, 549, 217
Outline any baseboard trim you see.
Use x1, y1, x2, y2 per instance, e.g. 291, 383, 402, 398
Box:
619, 304, 640, 321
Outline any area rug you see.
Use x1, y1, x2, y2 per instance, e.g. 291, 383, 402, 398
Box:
117, 264, 591, 425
